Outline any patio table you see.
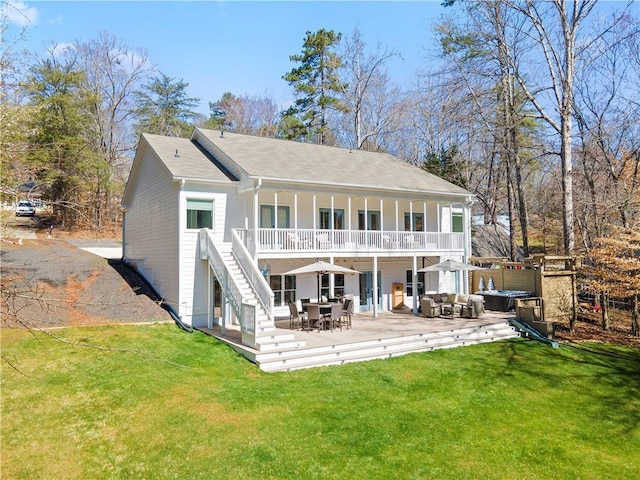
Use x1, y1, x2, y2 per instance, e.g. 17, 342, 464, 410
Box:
440, 304, 454, 318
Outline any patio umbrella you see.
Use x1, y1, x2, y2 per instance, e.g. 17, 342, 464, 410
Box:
418, 259, 485, 294
284, 260, 361, 302
418, 259, 484, 273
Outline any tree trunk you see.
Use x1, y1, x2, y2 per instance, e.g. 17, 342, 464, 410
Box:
632, 294, 639, 337
600, 291, 609, 332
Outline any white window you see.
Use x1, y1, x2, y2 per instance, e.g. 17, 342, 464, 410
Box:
270, 275, 297, 307
187, 199, 213, 229
260, 205, 290, 228
405, 270, 425, 296
452, 211, 463, 233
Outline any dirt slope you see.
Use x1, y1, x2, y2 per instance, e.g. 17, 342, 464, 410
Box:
1, 239, 172, 329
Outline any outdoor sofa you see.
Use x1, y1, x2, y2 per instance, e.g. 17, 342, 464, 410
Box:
420, 293, 485, 318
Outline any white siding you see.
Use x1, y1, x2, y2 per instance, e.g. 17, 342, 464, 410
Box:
178, 184, 239, 327
123, 149, 180, 314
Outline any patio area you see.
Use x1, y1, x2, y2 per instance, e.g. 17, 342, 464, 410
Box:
197, 308, 521, 372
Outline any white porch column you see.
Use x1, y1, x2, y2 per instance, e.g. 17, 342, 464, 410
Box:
412, 255, 418, 314
395, 200, 398, 232
410, 201, 413, 230
253, 184, 260, 260
274, 191, 278, 228
373, 255, 378, 318
331, 195, 335, 229
379, 198, 383, 231
313, 194, 317, 228
294, 192, 298, 229
329, 255, 335, 297
348, 196, 352, 246
364, 198, 368, 229
207, 266, 212, 329
423, 201, 427, 232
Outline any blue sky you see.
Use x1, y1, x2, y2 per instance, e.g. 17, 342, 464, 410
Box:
6, 1, 449, 114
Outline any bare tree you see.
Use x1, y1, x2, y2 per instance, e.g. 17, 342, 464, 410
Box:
503, 0, 635, 255
435, 1, 536, 259
335, 27, 402, 151
69, 32, 154, 230
207, 92, 280, 137
573, 10, 640, 246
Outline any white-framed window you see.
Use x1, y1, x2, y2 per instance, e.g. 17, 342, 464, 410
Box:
260, 205, 290, 228
321, 273, 345, 299
452, 211, 463, 233
404, 212, 424, 232
358, 210, 381, 230
270, 274, 297, 307
187, 199, 214, 229
405, 270, 425, 296
319, 208, 345, 229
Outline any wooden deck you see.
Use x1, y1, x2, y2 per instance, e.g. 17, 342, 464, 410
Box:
197, 309, 521, 372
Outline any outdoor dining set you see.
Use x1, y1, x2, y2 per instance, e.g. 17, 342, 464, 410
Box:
288, 298, 354, 332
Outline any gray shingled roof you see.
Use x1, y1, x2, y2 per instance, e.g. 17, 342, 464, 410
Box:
194, 128, 471, 196
142, 133, 234, 183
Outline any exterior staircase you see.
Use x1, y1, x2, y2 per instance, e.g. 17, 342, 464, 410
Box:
215, 243, 307, 351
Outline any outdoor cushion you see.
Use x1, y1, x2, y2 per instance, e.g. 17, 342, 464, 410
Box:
453, 293, 469, 305
420, 297, 441, 318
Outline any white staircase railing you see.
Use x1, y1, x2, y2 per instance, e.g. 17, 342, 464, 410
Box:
232, 230, 275, 322
199, 229, 257, 335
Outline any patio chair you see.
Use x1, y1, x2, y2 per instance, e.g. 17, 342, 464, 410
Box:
420, 297, 441, 318
461, 295, 485, 319
288, 301, 308, 330
341, 298, 353, 329
317, 233, 331, 249
300, 298, 310, 312
322, 303, 344, 332
306, 304, 322, 331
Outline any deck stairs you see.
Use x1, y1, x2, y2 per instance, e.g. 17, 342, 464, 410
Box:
209, 319, 520, 372
215, 243, 307, 352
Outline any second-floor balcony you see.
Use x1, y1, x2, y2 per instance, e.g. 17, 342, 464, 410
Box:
236, 228, 465, 256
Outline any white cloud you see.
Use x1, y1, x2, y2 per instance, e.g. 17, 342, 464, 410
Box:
49, 14, 63, 25
3, 1, 39, 27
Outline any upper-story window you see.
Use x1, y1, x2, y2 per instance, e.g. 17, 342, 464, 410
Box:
319, 208, 345, 229
260, 205, 290, 228
358, 210, 381, 230
187, 199, 213, 229
404, 213, 424, 232
452, 211, 463, 233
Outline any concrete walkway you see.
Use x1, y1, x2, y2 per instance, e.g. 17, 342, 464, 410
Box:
64, 239, 122, 259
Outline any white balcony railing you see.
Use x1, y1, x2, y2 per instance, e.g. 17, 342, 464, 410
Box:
244, 228, 464, 254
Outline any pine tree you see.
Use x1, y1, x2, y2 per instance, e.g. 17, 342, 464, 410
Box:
133, 73, 199, 137
283, 29, 346, 144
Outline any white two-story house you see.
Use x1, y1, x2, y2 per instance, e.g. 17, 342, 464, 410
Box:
122, 128, 474, 349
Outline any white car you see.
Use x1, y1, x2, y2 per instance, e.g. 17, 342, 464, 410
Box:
15, 201, 36, 217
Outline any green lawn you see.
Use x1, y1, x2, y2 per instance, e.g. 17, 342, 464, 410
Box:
2, 324, 639, 479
